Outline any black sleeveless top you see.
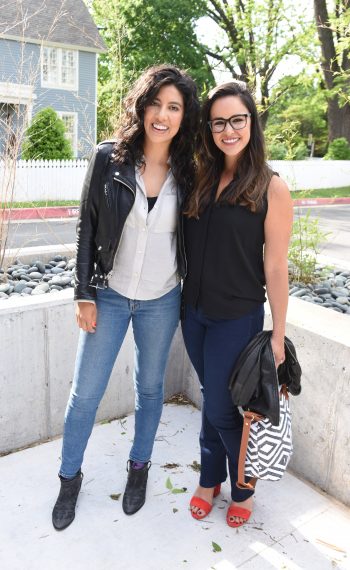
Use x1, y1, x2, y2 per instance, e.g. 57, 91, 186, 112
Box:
183, 190, 268, 319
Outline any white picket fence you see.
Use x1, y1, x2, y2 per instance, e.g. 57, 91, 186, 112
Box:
269, 159, 350, 191
0, 159, 350, 202
0, 159, 89, 202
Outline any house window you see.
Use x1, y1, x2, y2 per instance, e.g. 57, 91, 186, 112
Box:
42, 47, 78, 90
58, 112, 77, 156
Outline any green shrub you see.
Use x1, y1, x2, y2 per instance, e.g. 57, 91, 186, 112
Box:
22, 107, 73, 160
288, 211, 330, 283
324, 137, 350, 160
267, 142, 287, 160
293, 142, 308, 160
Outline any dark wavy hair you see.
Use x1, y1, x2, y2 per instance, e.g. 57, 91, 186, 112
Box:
112, 64, 199, 192
185, 80, 273, 217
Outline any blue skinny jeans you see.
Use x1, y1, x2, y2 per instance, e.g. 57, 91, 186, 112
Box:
59, 283, 181, 479
182, 303, 264, 502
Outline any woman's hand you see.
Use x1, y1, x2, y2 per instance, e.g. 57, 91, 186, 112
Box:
271, 334, 285, 368
75, 302, 97, 333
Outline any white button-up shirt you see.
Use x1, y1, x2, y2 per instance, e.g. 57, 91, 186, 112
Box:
108, 167, 180, 300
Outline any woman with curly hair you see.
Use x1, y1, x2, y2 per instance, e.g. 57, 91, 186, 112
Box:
182, 81, 293, 528
52, 64, 199, 531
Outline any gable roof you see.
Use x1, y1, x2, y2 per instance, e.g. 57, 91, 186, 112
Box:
0, 0, 106, 52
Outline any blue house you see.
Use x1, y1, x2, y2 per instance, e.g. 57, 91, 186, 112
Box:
0, 0, 106, 158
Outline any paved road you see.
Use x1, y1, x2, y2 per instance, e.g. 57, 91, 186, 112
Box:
295, 204, 350, 265
5, 204, 350, 265
6, 218, 77, 250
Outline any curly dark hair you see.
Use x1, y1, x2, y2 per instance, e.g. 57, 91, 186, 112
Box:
185, 80, 274, 217
112, 64, 200, 193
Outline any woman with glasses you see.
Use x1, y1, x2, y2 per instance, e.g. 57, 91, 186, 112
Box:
182, 81, 293, 528
51, 65, 199, 531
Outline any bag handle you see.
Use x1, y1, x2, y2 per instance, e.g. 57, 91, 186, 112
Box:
236, 410, 263, 490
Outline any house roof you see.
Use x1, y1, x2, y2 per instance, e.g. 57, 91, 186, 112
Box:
0, 0, 106, 52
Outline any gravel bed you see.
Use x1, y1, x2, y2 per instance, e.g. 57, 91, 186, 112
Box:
1, 258, 350, 316
0, 256, 75, 299
289, 266, 350, 315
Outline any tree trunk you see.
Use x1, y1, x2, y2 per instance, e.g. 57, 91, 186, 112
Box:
314, 0, 350, 142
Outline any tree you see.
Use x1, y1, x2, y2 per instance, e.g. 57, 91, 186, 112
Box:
265, 74, 328, 157
201, 0, 314, 127
314, 0, 350, 142
22, 107, 73, 160
92, 0, 214, 138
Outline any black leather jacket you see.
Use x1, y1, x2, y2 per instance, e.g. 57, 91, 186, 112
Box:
74, 141, 187, 301
229, 331, 302, 425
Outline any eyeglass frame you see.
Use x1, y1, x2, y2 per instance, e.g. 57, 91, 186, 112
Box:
207, 113, 251, 133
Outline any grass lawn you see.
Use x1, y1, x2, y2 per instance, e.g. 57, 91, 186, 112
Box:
10, 200, 80, 208
291, 186, 350, 199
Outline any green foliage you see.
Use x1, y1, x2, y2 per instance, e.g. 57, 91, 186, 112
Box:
266, 74, 328, 157
212, 542, 222, 553
268, 142, 288, 160
288, 211, 330, 284
201, 0, 316, 123
92, 0, 213, 139
266, 120, 309, 163
22, 108, 73, 160
325, 137, 350, 160
165, 477, 187, 494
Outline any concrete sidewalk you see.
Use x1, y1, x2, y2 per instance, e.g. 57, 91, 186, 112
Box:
0, 404, 349, 570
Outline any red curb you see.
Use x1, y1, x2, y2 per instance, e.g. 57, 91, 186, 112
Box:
2, 197, 350, 220
2, 206, 79, 220
293, 197, 350, 206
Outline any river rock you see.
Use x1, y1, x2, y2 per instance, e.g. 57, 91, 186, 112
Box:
291, 288, 310, 297
67, 260, 76, 270
33, 261, 46, 273
51, 267, 65, 274
14, 281, 28, 293
29, 272, 44, 280
335, 296, 349, 305
35, 282, 50, 292
0, 283, 10, 293
314, 287, 330, 295
25, 281, 38, 288
331, 288, 349, 298
21, 287, 33, 295
31, 287, 47, 295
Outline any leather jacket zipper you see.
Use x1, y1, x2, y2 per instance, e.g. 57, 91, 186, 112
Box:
101, 175, 136, 285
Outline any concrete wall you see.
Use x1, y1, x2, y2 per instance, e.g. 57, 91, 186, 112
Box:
0, 290, 187, 454
1, 292, 349, 506
181, 297, 350, 507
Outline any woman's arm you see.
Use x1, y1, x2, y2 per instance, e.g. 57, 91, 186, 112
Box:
264, 175, 293, 365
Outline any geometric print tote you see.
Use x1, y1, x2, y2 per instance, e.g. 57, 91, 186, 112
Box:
237, 394, 293, 489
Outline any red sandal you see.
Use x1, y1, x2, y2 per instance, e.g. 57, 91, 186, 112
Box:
226, 504, 252, 528
189, 484, 221, 520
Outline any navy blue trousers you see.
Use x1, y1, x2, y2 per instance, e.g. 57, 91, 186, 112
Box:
182, 303, 264, 502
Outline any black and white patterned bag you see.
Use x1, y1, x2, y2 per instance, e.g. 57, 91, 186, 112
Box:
237, 394, 293, 489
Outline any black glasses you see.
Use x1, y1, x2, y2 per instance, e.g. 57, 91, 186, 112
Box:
208, 113, 251, 133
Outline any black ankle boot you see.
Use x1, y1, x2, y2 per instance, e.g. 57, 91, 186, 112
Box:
52, 470, 83, 530
122, 460, 151, 515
